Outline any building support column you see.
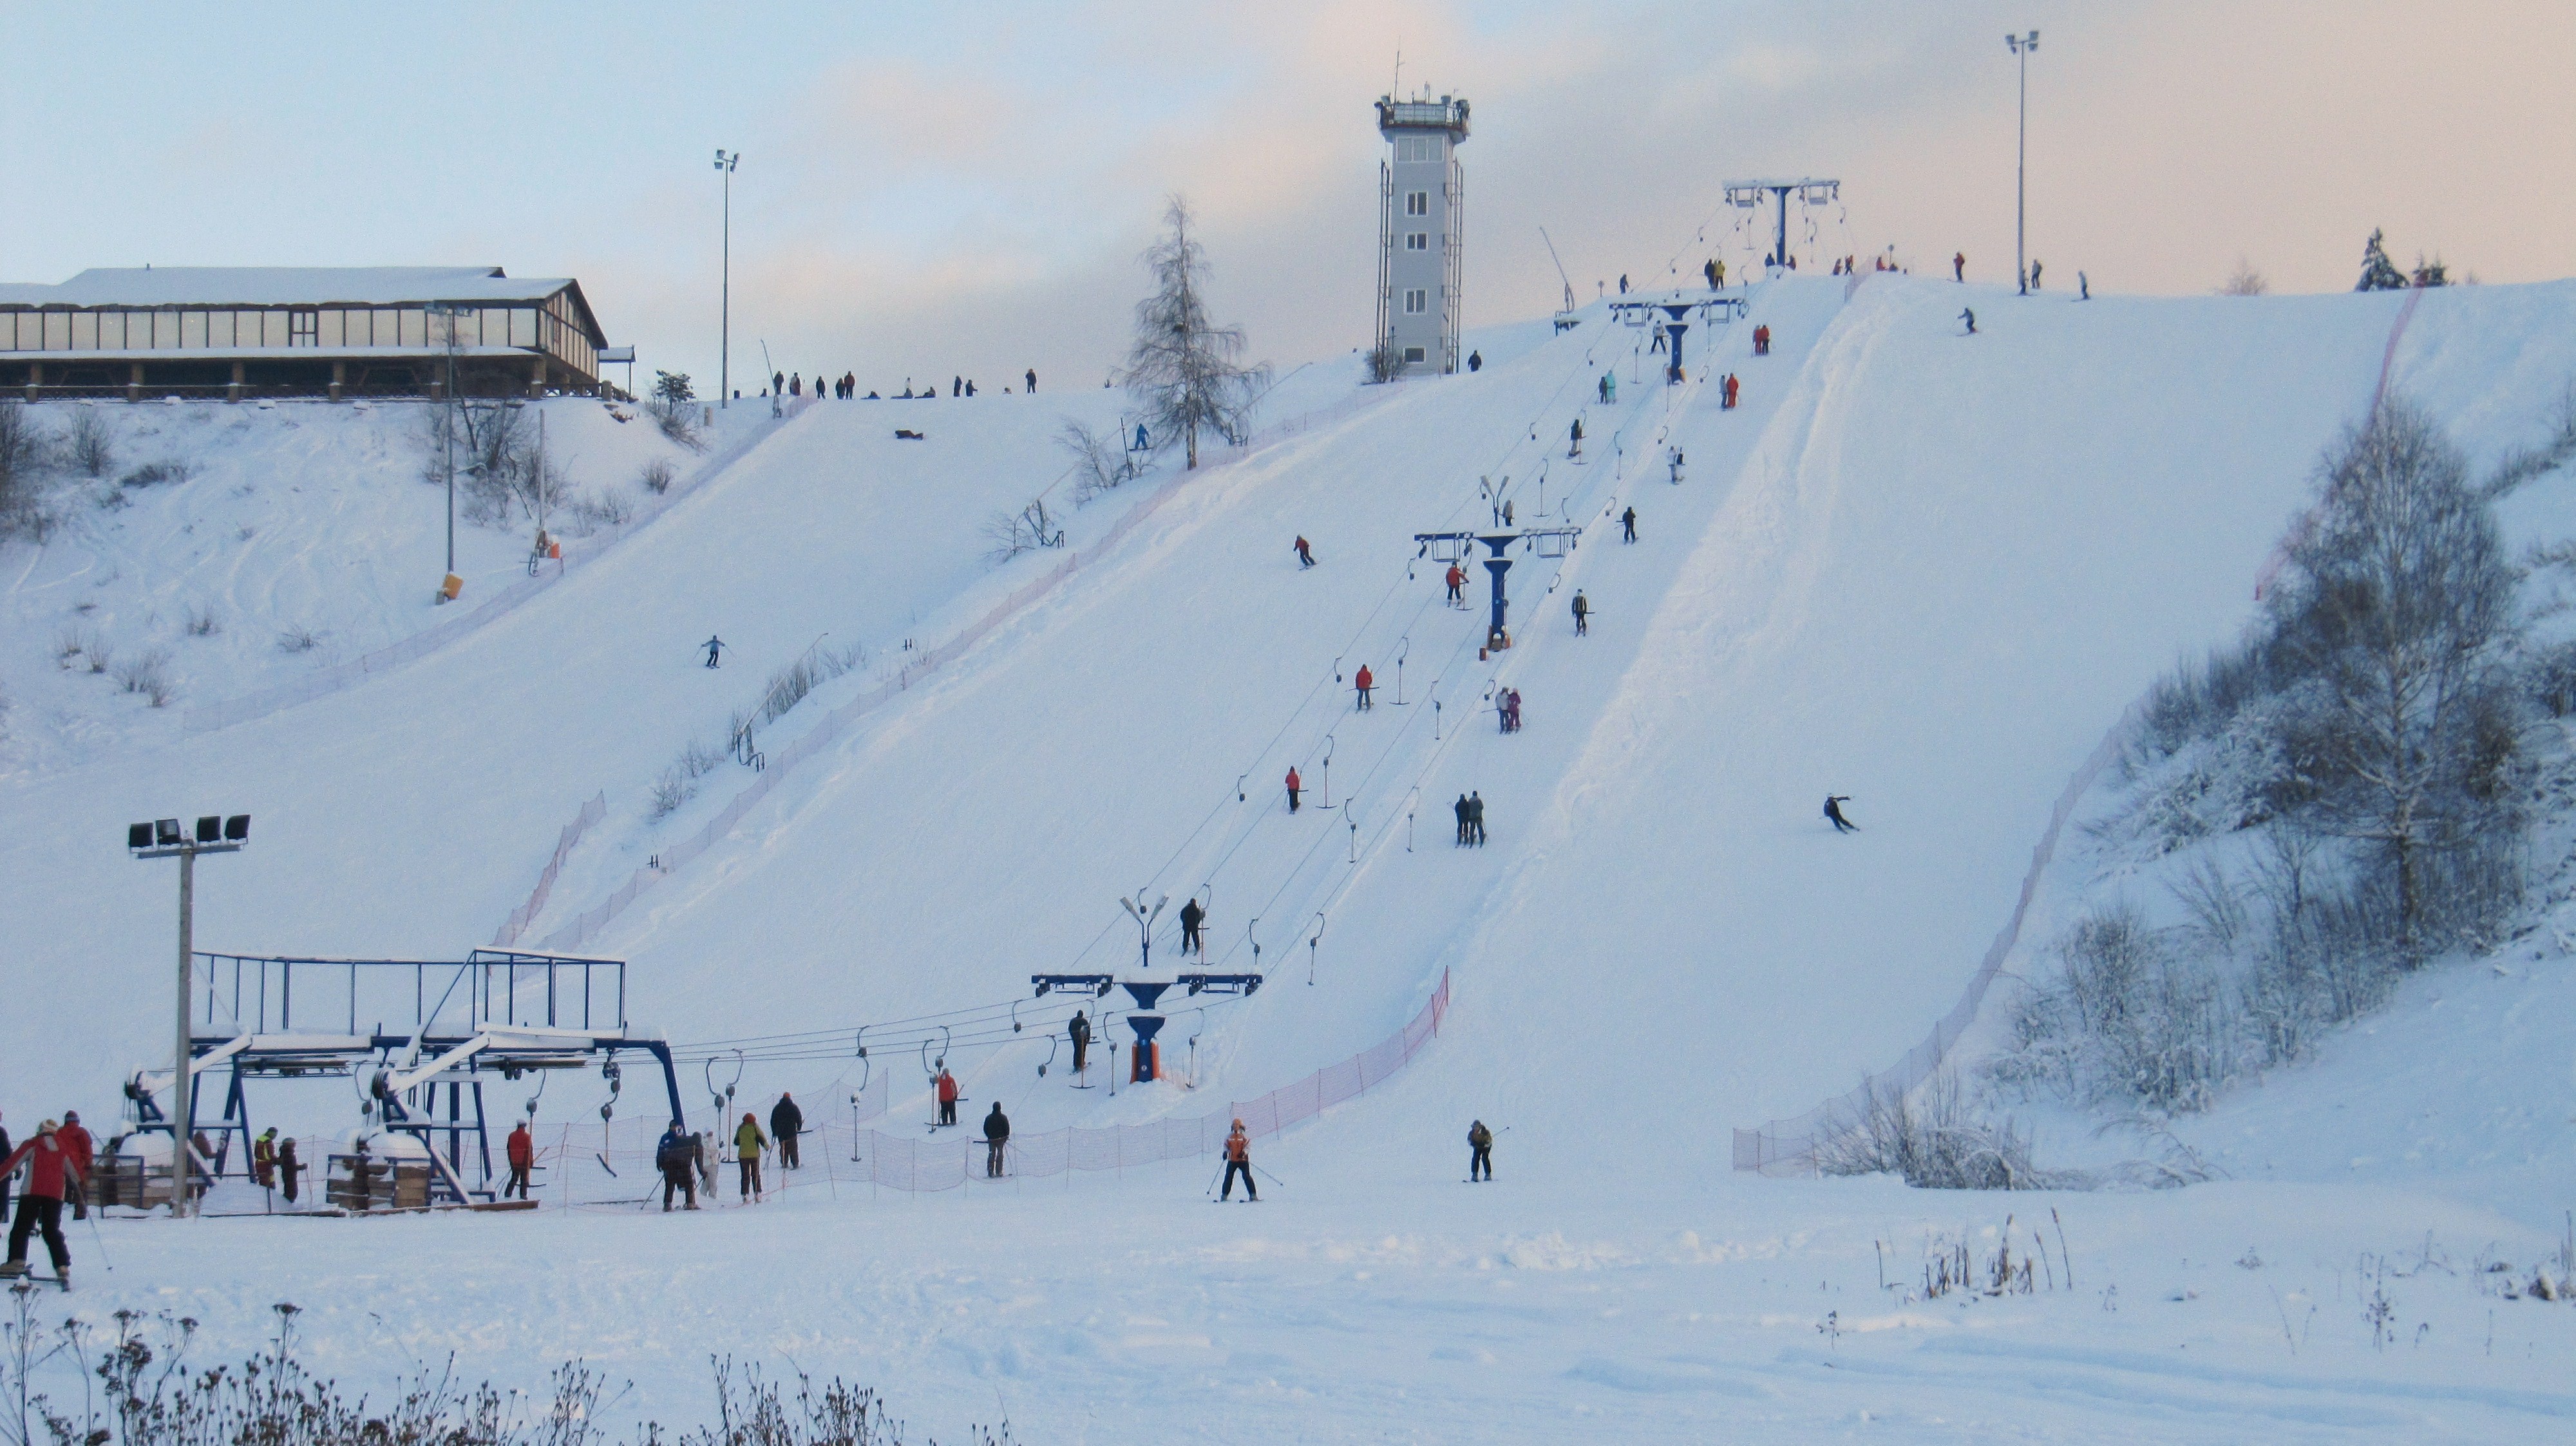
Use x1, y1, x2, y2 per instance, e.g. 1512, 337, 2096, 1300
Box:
227, 361, 244, 403
530, 357, 547, 399
21, 362, 35, 403
329, 361, 345, 402
128, 362, 144, 404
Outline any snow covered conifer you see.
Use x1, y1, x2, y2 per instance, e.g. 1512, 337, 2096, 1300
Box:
1121, 196, 1270, 469
2354, 229, 2408, 291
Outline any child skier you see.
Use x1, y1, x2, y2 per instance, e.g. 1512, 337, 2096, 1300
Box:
1220, 1120, 1256, 1201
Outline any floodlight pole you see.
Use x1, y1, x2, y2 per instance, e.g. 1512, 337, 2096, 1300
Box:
172, 845, 192, 1216
2009, 31, 2039, 295
130, 822, 245, 1217
714, 150, 739, 408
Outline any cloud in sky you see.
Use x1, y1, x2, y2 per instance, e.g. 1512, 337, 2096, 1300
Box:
1, 1, 2567, 395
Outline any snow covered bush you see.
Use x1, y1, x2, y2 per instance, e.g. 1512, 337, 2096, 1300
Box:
1814, 1074, 2066, 1190
639, 456, 676, 495
113, 646, 174, 707
1056, 420, 1129, 503
0, 401, 55, 538
1994, 904, 2234, 1113
980, 497, 1062, 563
65, 406, 114, 478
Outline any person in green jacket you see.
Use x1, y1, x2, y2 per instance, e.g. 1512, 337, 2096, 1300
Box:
733, 1113, 767, 1201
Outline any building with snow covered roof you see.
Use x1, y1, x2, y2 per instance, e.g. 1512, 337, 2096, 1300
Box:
0, 266, 608, 402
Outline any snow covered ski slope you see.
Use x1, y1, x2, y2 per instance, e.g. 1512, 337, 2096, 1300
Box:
10, 276, 2576, 1440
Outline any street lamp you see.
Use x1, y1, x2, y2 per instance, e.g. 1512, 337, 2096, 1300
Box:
2007, 29, 2040, 296
128, 812, 250, 1217
1119, 891, 1168, 971
714, 149, 739, 408
426, 301, 464, 588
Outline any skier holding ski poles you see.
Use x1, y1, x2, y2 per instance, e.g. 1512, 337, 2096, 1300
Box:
1220, 1120, 1256, 1201
0, 1122, 86, 1285
1468, 1120, 1494, 1181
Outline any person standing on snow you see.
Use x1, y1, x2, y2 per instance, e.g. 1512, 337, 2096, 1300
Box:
1285, 766, 1303, 814
981, 1102, 1010, 1179
1952, 252, 1965, 282
703, 636, 724, 668
1571, 590, 1591, 636
1621, 506, 1638, 543
0, 1122, 86, 1284
1669, 447, 1685, 485
1069, 1010, 1092, 1075
1600, 371, 1615, 404
1453, 793, 1472, 846
1294, 535, 1318, 568
936, 1067, 961, 1128
278, 1136, 305, 1205
771, 1092, 804, 1170
1568, 417, 1584, 460
1824, 795, 1859, 833
1468, 792, 1487, 847
504, 1121, 535, 1199
1220, 1119, 1256, 1201
253, 1127, 278, 1190
1618, 274, 1629, 294
656, 1122, 698, 1211
2078, 272, 2090, 301
1134, 422, 1150, 451
54, 1113, 91, 1221
2028, 259, 2043, 290
1722, 373, 1739, 409
1025, 368, 1037, 394
1354, 663, 1375, 711
734, 1112, 767, 1201
1754, 324, 1771, 356
1468, 350, 1483, 371
1445, 562, 1466, 606
1179, 897, 1206, 956
1468, 1120, 1493, 1181
1704, 258, 1720, 290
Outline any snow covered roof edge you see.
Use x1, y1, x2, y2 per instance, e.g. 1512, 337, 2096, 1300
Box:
0, 267, 567, 310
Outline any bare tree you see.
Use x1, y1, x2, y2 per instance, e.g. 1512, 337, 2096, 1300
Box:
2219, 259, 2268, 296
1122, 196, 1271, 469
2268, 399, 2523, 958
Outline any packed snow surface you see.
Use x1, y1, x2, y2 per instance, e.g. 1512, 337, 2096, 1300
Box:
6, 276, 2576, 1439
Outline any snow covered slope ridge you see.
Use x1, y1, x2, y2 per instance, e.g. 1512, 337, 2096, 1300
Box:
14, 276, 2576, 1199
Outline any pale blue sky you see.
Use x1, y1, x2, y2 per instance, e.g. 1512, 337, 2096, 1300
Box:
3, 1, 2566, 395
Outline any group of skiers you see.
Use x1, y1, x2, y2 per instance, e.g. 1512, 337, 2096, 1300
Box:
1452, 791, 1488, 846
0, 1111, 93, 1285
764, 368, 1038, 403
647, 1090, 810, 1210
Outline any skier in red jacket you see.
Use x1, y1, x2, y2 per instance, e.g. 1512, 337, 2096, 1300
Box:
1285, 767, 1302, 813
1354, 664, 1374, 711
505, 1122, 536, 1200
0, 1122, 88, 1284
1753, 324, 1771, 356
1722, 373, 1740, 409
1444, 563, 1465, 605
936, 1068, 961, 1127
54, 1112, 93, 1220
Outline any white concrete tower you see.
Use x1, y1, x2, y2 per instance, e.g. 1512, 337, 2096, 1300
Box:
1375, 93, 1469, 376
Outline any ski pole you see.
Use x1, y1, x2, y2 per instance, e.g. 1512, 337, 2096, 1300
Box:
1205, 1161, 1225, 1197
83, 1207, 112, 1273
1251, 1163, 1286, 1188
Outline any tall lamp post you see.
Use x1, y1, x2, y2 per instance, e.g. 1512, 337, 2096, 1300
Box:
2007, 29, 2039, 296
714, 149, 739, 408
428, 301, 460, 583
128, 813, 251, 1217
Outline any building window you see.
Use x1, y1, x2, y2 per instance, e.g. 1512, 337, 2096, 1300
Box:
1406, 232, 1430, 251
289, 309, 318, 346
1404, 288, 1428, 314
1404, 346, 1426, 363
1406, 191, 1428, 217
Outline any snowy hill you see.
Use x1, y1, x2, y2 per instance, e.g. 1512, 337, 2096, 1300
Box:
8, 275, 2576, 1438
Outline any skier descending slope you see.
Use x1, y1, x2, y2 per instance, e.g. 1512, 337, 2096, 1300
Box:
1294, 535, 1318, 568
1960, 308, 1977, 335
1824, 795, 1859, 833
703, 635, 724, 668
1220, 1120, 1257, 1201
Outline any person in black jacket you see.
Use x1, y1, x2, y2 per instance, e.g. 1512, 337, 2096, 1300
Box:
770, 1093, 804, 1170
1069, 1011, 1092, 1075
1179, 897, 1206, 956
981, 1103, 1010, 1178
656, 1122, 699, 1211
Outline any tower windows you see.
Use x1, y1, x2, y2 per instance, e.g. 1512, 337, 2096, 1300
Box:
1404, 288, 1428, 314
1406, 191, 1429, 217
1406, 232, 1430, 251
